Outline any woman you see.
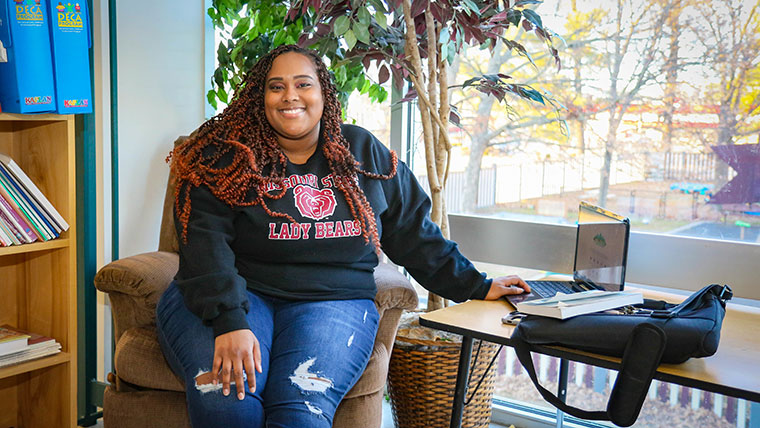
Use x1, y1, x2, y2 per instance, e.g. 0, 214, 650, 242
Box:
157, 44, 530, 428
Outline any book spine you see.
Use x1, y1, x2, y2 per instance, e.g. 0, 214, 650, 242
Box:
0, 210, 24, 244
0, 190, 35, 243
0, 162, 60, 234
0, 156, 68, 231
0, 216, 14, 246
0, 175, 43, 242
0, 164, 56, 239
0, 163, 60, 236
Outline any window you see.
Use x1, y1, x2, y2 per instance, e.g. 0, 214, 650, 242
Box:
411, 0, 759, 246
398, 0, 759, 426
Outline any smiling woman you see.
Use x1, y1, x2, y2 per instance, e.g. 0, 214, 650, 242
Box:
156, 43, 532, 427
263, 52, 324, 164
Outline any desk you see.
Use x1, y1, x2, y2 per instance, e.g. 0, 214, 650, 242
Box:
419, 288, 760, 428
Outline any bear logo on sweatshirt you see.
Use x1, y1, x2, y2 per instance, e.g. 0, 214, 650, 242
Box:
293, 185, 337, 221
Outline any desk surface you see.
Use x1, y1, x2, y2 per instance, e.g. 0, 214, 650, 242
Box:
420, 288, 760, 402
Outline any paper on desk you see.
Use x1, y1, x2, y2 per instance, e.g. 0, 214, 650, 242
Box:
521, 290, 641, 307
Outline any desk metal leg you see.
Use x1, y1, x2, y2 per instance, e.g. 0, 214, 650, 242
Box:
556, 358, 569, 428
450, 335, 474, 428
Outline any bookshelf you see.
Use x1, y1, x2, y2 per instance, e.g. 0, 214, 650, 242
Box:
0, 113, 76, 427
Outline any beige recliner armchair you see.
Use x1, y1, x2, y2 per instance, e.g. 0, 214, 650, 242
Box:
94, 136, 418, 428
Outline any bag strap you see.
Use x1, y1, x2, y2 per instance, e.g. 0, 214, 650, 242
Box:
511, 323, 667, 425
511, 330, 609, 421
650, 284, 732, 319
607, 323, 666, 426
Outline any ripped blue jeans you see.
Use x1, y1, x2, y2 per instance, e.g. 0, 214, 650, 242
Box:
156, 282, 379, 428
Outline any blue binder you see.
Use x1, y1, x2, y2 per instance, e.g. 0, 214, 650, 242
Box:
47, 0, 91, 114
0, 0, 56, 114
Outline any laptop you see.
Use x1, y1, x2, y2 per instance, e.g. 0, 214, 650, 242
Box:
506, 201, 631, 306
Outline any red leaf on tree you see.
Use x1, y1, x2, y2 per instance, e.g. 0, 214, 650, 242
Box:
316, 23, 330, 36
410, 0, 428, 18
379, 65, 390, 84
297, 33, 311, 47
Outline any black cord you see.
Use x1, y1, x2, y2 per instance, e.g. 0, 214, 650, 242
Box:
463, 343, 504, 406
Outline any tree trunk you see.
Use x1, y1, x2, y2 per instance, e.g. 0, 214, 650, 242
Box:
662, 0, 680, 152
462, 44, 505, 212
599, 116, 620, 207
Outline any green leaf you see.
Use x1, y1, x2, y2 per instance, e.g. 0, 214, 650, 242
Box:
353, 21, 370, 45
335, 64, 348, 83
214, 68, 226, 88
357, 7, 371, 25
207, 89, 218, 110
522, 9, 543, 29
345, 29, 357, 50
273, 30, 287, 46
506, 9, 522, 27
447, 41, 456, 64
522, 87, 546, 104
438, 26, 449, 45
461, 0, 480, 16
334, 15, 350, 36
514, 0, 541, 6
230, 43, 243, 62
218, 87, 228, 104
232, 16, 250, 38
367, 0, 387, 14
375, 10, 388, 30
361, 78, 372, 93
462, 77, 481, 88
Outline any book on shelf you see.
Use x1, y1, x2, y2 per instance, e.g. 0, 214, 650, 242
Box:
0, 213, 22, 246
0, 164, 52, 241
0, 161, 61, 237
0, 153, 68, 244
514, 290, 644, 320
0, 326, 30, 357
0, 185, 38, 243
0, 325, 60, 368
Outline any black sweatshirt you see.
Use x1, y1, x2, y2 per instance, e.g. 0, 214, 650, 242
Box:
174, 124, 492, 336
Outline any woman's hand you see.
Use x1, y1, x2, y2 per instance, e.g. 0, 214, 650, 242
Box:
483, 275, 531, 300
212, 329, 263, 400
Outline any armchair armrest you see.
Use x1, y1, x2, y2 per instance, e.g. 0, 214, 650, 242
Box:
94, 251, 179, 342
373, 262, 418, 314
372, 263, 418, 359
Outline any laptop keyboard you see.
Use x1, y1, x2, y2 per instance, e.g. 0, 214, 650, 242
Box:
526, 280, 574, 298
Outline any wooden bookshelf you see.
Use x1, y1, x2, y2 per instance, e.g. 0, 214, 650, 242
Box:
0, 113, 77, 428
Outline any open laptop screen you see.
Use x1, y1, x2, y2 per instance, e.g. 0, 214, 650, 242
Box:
573, 221, 629, 291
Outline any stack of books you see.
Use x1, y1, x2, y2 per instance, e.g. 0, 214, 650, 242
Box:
0, 325, 61, 368
0, 153, 69, 247
514, 290, 644, 319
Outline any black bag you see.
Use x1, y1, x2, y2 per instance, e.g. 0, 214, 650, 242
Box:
510, 283, 732, 427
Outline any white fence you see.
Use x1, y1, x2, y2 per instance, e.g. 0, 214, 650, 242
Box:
417, 152, 721, 213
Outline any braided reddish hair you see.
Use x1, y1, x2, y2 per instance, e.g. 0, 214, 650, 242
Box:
168, 45, 397, 254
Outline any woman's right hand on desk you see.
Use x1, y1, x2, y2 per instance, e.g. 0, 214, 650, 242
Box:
213, 329, 263, 400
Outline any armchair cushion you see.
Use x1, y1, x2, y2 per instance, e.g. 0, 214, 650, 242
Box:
115, 327, 184, 392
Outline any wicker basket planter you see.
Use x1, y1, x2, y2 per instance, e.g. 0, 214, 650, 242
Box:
387, 334, 499, 428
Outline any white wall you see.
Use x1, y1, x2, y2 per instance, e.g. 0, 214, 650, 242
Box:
115, 0, 207, 258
